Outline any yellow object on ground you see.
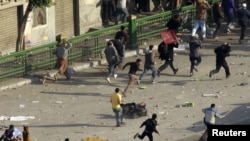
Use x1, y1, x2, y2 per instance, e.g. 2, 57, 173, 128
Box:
139, 85, 147, 89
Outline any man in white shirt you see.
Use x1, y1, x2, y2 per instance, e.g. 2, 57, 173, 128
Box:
115, 0, 129, 24
199, 103, 225, 141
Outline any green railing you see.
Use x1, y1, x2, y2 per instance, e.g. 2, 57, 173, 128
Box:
0, 0, 221, 81
0, 42, 57, 80
69, 23, 129, 62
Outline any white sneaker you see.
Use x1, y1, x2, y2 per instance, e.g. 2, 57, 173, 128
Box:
193, 65, 198, 72
54, 73, 58, 80
137, 80, 140, 85
152, 80, 157, 84
106, 77, 111, 83
114, 74, 118, 79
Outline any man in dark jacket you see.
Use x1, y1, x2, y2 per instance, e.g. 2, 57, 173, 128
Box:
104, 41, 120, 83
166, 14, 183, 34
114, 25, 129, 67
237, 3, 250, 44
157, 42, 179, 77
114, 25, 129, 47
134, 113, 160, 141
110, 39, 124, 67
102, 0, 115, 25
138, 45, 157, 84
212, 2, 224, 39
209, 43, 231, 79
135, 0, 150, 13
189, 35, 202, 76
122, 58, 143, 97
0, 124, 15, 141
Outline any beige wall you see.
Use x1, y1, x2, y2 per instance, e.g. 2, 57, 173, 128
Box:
0, 1, 56, 54
25, 2, 56, 49
0, 0, 107, 55
79, 0, 102, 33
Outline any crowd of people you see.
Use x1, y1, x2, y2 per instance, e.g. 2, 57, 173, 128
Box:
0, 125, 31, 141
1, 1, 249, 141
100, 0, 196, 25
104, 0, 237, 89
107, 0, 248, 141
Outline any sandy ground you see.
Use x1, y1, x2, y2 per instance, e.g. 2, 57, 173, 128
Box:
1, 29, 250, 141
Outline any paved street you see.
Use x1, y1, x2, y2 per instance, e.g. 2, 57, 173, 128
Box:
1, 27, 250, 141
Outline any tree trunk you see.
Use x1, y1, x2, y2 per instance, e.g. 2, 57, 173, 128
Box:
16, 2, 33, 52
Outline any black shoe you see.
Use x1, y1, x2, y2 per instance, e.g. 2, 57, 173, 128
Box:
134, 133, 139, 139
66, 75, 71, 80
209, 71, 213, 78
239, 39, 243, 44
174, 68, 178, 75
226, 74, 230, 79
157, 70, 160, 77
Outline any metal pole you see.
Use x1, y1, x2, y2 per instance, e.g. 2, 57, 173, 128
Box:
128, 15, 138, 50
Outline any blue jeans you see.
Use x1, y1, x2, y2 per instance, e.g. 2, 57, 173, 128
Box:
107, 62, 116, 78
115, 8, 129, 24
192, 20, 206, 38
139, 66, 157, 81
225, 13, 234, 29
113, 107, 124, 126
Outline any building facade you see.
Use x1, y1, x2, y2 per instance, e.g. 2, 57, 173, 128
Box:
0, 0, 102, 55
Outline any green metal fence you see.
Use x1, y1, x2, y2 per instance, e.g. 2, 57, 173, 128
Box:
0, 42, 56, 80
0, 0, 221, 81
69, 23, 129, 62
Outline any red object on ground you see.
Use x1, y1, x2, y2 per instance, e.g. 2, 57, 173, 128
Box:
160, 30, 178, 44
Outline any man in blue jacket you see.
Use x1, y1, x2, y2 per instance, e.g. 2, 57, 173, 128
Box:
237, 3, 250, 44
222, 0, 235, 33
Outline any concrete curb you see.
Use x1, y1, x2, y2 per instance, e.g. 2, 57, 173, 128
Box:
0, 49, 144, 92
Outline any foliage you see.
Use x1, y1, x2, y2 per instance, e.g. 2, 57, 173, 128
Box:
29, 0, 55, 7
